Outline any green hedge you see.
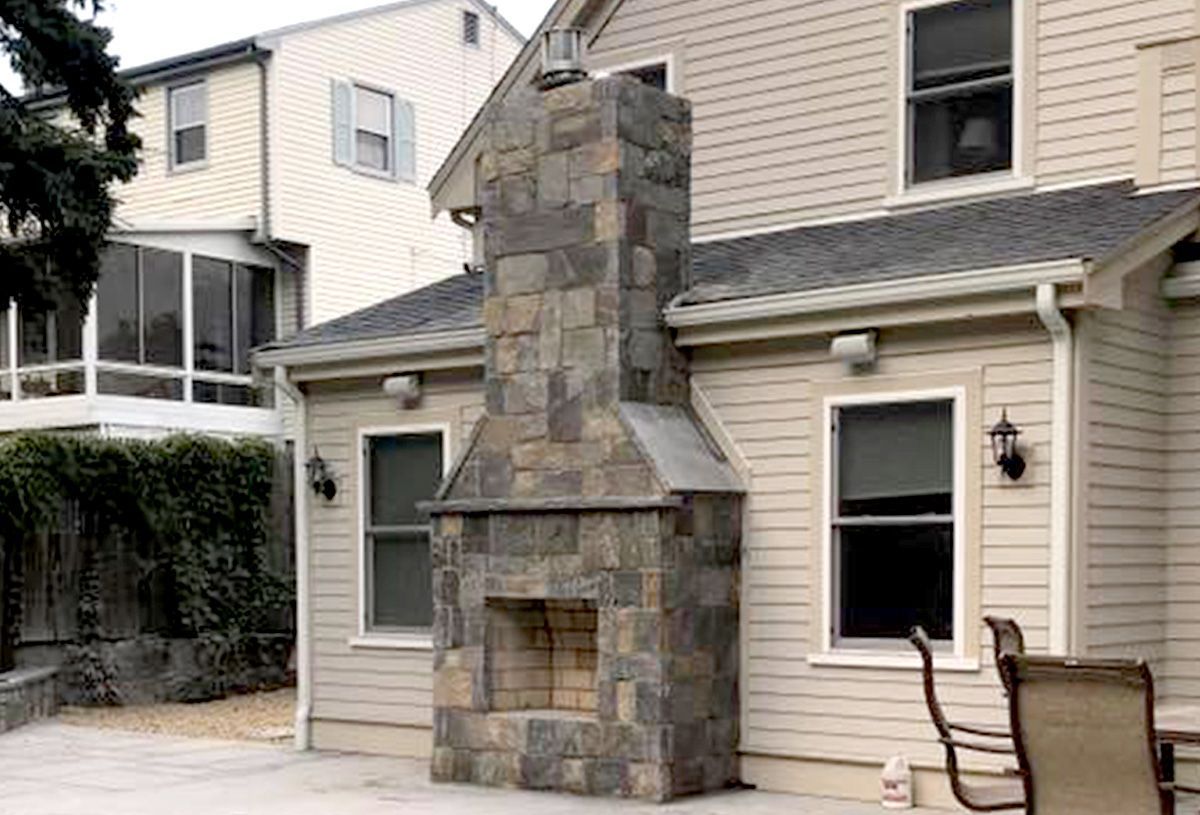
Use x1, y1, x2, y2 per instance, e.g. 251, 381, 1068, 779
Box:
0, 434, 293, 694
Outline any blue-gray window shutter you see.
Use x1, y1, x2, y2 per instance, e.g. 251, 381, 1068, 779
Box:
395, 98, 416, 183
331, 79, 353, 167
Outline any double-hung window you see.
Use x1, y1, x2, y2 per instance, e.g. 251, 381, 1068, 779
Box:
906, 0, 1013, 185
169, 81, 207, 169
354, 86, 393, 173
362, 431, 446, 632
830, 397, 958, 647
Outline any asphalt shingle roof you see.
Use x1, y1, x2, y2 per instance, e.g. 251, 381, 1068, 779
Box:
264, 182, 1200, 352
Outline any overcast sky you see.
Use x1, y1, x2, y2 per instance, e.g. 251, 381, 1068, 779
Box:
1, 0, 554, 94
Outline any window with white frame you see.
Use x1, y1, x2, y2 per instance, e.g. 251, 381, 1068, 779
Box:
829, 397, 957, 646
169, 81, 207, 168
620, 62, 668, 92
906, 0, 1013, 186
354, 86, 393, 173
362, 431, 445, 632
192, 256, 275, 406
17, 288, 85, 399
463, 10, 480, 46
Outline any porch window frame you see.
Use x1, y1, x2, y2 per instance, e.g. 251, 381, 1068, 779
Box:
813, 384, 974, 670
892, 0, 1030, 204
354, 423, 451, 651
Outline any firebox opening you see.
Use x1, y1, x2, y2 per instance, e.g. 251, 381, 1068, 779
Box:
486, 598, 598, 715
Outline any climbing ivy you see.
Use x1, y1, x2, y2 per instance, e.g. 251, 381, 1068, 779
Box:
0, 434, 293, 696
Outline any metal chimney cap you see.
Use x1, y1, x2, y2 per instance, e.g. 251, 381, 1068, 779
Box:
539, 27, 587, 90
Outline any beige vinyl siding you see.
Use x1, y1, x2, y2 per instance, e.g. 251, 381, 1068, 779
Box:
584, 0, 1200, 237
1160, 64, 1199, 184
1079, 263, 1173, 664
1167, 298, 1200, 702
269, 1, 521, 324
115, 63, 263, 224
691, 317, 1053, 768
306, 369, 483, 742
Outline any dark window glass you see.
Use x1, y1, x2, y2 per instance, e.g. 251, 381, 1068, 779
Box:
235, 265, 274, 374
142, 249, 183, 366
98, 372, 183, 401
18, 369, 84, 399
366, 433, 444, 630
0, 375, 10, 401
193, 381, 273, 408
0, 306, 9, 369
834, 399, 954, 642
174, 127, 205, 165
193, 256, 233, 372
19, 293, 83, 366
98, 244, 140, 363
909, 0, 1012, 184
622, 63, 668, 91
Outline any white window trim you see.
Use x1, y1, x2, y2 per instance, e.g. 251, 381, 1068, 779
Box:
351, 82, 396, 179
167, 80, 208, 174
354, 423, 452, 647
814, 386, 968, 666
590, 41, 684, 95
890, 0, 1029, 205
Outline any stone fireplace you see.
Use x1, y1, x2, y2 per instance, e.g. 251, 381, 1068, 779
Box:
425, 74, 744, 801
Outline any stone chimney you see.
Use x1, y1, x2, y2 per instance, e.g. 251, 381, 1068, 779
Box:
426, 76, 743, 801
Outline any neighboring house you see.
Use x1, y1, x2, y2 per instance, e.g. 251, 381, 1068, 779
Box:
0, 0, 522, 437
258, 0, 1200, 806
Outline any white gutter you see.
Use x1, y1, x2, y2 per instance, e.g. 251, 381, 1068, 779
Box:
1036, 284, 1074, 655
255, 327, 486, 368
276, 371, 312, 751
666, 259, 1087, 330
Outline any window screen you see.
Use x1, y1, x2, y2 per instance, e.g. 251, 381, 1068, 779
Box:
833, 400, 955, 642
908, 0, 1012, 184
355, 86, 392, 172
193, 256, 234, 373
365, 432, 444, 630
98, 245, 183, 367
18, 292, 83, 366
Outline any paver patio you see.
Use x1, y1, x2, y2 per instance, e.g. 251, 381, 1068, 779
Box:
0, 721, 949, 815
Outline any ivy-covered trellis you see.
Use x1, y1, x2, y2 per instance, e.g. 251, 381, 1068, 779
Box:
0, 434, 294, 702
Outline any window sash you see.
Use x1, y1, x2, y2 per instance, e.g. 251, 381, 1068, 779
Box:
169, 83, 206, 166
908, 73, 1012, 102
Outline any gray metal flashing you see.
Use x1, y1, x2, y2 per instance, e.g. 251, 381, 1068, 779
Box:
617, 403, 745, 495
420, 496, 685, 515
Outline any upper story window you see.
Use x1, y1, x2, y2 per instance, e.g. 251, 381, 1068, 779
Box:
830, 397, 957, 646
621, 62, 668, 92
332, 80, 416, 183
907, 0, 1012, 186
463, 10, 480, 46
169, 81, 207, 169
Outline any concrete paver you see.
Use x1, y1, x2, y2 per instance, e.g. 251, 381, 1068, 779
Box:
0, 722, 949, 815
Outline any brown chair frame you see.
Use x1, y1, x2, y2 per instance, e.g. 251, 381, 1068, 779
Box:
983, 616, 1025, 697
1000, 654, 1200, 814
910, 626, 1025, 812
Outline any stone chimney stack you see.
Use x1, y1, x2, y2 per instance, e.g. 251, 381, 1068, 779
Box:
427, 76, 742, 801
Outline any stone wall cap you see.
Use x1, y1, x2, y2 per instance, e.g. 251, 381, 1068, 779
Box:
0, 666, 58, 690
421, 495, 684, 515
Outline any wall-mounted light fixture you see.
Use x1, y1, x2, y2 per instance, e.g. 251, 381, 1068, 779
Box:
306, 449, 338, 500
830, 330, 878, 372
989, 409, 1026, 481
383, 374, 422, 409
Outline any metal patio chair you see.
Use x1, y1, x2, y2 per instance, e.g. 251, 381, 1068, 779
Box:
909, 626, 1025, 812
984, 616, 1026, 696
1001, 654, 1200, 814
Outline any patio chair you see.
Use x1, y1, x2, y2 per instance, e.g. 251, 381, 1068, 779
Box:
1000, 654, 1200, 814
909, 626, 1025, 812
984, 616, 1026, 696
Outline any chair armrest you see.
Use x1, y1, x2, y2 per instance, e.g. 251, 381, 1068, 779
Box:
1163, 782, 1200, 795
939, 737, 1017, 756
949, 722, 1012, 740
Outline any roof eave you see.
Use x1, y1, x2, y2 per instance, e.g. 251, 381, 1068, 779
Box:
254, 327, 486, 371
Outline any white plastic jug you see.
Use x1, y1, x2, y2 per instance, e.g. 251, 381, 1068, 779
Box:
881, 755, 914, 809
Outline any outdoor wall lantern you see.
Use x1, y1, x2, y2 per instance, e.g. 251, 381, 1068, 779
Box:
307, 449, 338, 501
989, 409, 1026, 481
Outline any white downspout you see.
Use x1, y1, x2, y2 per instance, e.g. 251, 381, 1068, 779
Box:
1036, 284, 1073, 655
277, 369, 312, 750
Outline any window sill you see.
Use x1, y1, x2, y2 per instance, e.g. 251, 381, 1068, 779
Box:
168, 160, 209, 176
807, 651, 979, 672
348, 634, 433, 652
884, 174, 1033, 211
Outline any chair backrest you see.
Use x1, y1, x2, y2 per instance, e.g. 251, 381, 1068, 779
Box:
910, 627, 966, 788
1001, 654, 1168, 815
984, 616, 1026, 696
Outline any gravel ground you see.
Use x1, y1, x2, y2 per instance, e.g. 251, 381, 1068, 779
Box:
58, 687, 295, 742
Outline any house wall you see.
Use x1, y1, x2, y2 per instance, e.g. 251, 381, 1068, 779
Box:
1167, 296, 1200, 703
689, 316, 1055, 799
1077, 262, 1174, 666
114, 61, 264, 224
586, 0, 1198, 239
268, 1, 522, 324
304, 369, 483, 756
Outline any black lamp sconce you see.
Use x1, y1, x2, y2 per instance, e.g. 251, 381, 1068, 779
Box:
989, 409, 1026, 481
307, 449, 338, 500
